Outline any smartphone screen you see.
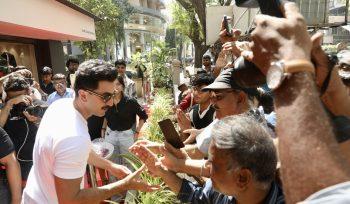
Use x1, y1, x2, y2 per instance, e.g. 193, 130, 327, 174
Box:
158, 119, 185, 149
223, 15, 232, 37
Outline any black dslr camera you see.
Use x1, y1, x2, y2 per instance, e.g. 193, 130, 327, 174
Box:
25, 105, 48, 118
11, 100, 48, 118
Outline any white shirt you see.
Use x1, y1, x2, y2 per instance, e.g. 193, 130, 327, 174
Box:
196, 119, 219, 155
22, 98, 91, 204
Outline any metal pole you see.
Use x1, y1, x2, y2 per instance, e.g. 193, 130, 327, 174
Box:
346, 0, 349, 24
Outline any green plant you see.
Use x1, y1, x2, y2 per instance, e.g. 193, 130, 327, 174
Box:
119, 88, 179, 203
148, 42, 176, 89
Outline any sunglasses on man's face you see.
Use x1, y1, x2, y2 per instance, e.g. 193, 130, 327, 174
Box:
209, 90, 236, 101
84, 89, 116, 103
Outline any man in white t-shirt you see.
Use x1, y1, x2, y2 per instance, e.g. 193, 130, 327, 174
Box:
22, 60, 158, 204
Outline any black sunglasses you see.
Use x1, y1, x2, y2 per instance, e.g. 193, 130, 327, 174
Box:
84, 89, 115, 103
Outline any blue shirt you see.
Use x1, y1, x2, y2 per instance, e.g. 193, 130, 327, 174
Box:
47, 88, 75, 105
178, 179, 285, 204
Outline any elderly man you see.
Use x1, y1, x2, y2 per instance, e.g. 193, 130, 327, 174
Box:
183, 68, 256, 158
131, 114, 284, 204
47, 73, 75, 105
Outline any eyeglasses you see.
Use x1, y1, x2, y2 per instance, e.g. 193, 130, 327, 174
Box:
84, 89, 116, 103
339, 63, 350, 70
209, 89, 236, 101
193, 86, 206, 93
53, 81, 66, 86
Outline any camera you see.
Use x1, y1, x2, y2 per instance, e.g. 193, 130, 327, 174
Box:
25, 105, 48, 118
231, 0, 286, 88
11, 100, 48, 118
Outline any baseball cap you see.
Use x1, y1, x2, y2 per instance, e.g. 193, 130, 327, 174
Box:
202, 68, 242, 91
202, 68, 260, 100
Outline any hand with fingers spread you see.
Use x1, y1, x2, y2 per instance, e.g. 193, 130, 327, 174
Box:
247, 1, 312, 75
183, 128, 202, 144
129, 145, 163, 177
121, 165, 160, 192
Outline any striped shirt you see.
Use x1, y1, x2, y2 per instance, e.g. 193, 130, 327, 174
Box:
178, 179, 285, 204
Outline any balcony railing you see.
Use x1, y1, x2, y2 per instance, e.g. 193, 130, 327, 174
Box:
132, 5, 167, 22
124, 23, 165, 35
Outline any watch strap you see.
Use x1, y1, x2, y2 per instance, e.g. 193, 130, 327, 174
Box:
284, 60, 315, 74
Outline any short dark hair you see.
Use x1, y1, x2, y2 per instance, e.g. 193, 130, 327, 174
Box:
66, 56, 79, 67
202, 55, 211, 60
212, 114, 277, 186
52, 73, 66, 81
74, 59, 117, 95
115, 59, 126, 67
42, 66, 53, 75
191, 73, 214, 87
4, 74, 30, 93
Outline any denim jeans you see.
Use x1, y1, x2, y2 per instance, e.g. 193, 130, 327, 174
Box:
0, 178, 11, 204
105, 128, 135, 169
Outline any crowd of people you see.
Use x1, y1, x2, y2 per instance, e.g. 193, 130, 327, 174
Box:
0, 1, 350, 203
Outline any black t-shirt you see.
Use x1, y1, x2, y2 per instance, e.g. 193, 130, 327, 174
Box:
4, 116, 37, 162
0, 127, 14, 160
105, 95, 148, 131
88, 115, 104, 141
40, 81, 55, 95
0, 127, 15, 179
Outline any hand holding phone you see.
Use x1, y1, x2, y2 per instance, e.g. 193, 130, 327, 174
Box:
158, 119, 185, 149
223, 15, 232, 37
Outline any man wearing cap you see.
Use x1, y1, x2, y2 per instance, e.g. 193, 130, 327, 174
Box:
180, 68, 255, 159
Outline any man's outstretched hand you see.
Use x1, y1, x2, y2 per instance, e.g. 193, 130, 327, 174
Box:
121, 165, 160, 192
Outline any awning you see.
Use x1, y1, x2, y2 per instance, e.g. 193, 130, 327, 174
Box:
0, 0, 99, 41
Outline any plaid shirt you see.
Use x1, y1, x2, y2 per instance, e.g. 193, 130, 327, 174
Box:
178, 179, 285, 204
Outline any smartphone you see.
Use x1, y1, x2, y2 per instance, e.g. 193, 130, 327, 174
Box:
158, 119, 185, 149
223, 15, 232, 37
236, 0, 284, 18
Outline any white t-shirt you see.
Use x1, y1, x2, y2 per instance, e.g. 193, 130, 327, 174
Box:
22, 98, 91, 204
196, 119, 219, 155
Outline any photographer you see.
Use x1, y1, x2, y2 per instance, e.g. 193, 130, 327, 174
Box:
0, 74, 40, 182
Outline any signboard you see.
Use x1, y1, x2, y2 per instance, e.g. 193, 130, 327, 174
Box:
0, 0, 96, 41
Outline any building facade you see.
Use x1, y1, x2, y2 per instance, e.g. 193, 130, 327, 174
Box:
119, 0, 167, 60
0, 0, 98, 80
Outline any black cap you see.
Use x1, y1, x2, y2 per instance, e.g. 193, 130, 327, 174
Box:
202, 68, 242, 91
202, 68, 259, 99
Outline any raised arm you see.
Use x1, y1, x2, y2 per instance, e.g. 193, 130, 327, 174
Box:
249, 1, 350, 203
